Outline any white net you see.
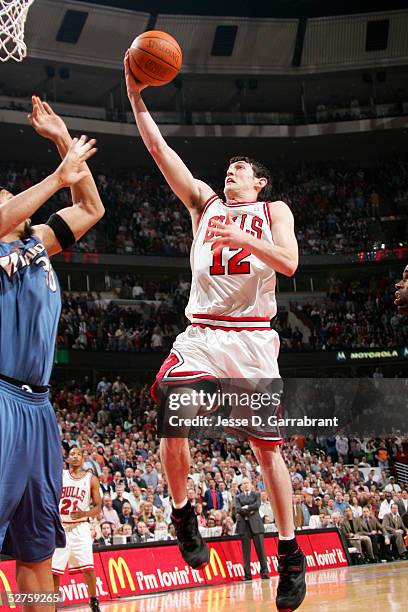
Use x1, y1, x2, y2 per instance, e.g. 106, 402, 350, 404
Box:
0, 0, 35, 62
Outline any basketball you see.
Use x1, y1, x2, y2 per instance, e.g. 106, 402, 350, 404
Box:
128, 30, 182, 87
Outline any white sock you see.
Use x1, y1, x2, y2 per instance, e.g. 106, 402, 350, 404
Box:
173, 497, 188, 509
279, 533, 295, 541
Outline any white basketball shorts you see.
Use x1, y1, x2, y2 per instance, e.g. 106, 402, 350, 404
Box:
152, 325, 283, 443
52, 521, 94, 575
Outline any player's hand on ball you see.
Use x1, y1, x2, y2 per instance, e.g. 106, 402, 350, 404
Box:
70, 510, 88, 520
211, 212, 250, 252
55, 135, 97, 187
124, 50, 148, 97
28, 96, 68, 141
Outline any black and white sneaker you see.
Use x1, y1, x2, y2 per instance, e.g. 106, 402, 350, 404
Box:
276, 548, 307, 611
171, 500, 210, 569
90, 597, 101, 612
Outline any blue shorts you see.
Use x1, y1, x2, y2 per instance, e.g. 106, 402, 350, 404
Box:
0, 379, 65, 563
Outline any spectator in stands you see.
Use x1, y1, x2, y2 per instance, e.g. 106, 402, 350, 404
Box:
154, 507, 168, 528
96, 522, 113, 546
153, 483, 171, 515
397, 490, 408, 526
49, 373, 408, 568
379, 492, 395, 520
124, 467, 136, 491
99, 472, 114, 497
334, 492, 349, 514
203, 479, 223, 512
120, 502, 135, 528
112, 482, 128, 515
308, 513, 326, 529
336, 435, 349, 462
102, 495, 120, 532
384, 476, 401, 494
292, 327, 304, 349
118, 523, 138, 544
135, 521, 154, 543
382, 504, 408, 559
138, 501, 156, 530
222, 516, 235, 536
360, 507, 388, 562
301, 492, 319, 525
340, 507, 376, 562
365, 469, 379, 490
376, 443, 390, 470
144, 462, 159, 489
350, 496, 363, 518
293, 495, 304, 529
112, 448, 131, 476
259, 491, 274, 524
219, 481, 232, 513
134, 469, 148, 489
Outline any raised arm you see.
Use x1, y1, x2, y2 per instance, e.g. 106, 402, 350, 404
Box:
0, 137, 95, 239
28, 96, 105, 256
124, 52, 214, 228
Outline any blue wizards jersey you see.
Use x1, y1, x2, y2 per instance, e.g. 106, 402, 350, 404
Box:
0, 234, 61, 386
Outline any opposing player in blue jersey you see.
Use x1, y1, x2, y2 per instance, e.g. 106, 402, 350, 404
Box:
0, 96, 104, 611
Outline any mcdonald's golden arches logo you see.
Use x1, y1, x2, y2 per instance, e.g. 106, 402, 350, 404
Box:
204, 548, 227, 580
0, 570, 15, 609
108, 557, 136, 594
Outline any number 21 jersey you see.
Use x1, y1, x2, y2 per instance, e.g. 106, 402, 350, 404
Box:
59, 469, 92, 524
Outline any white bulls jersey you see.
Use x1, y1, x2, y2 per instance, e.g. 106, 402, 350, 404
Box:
186, 195, 277, 330
59, 469, 92, 524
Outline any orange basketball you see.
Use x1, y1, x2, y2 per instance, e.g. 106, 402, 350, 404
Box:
128, 30, 182, 87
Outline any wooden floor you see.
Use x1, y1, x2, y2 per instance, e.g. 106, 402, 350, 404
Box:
72, 561, 408, 612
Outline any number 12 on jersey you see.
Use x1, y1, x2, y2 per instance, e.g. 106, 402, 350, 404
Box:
210, 245, 251, 276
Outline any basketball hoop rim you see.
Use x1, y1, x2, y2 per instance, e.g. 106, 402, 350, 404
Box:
0, 0, 36, 62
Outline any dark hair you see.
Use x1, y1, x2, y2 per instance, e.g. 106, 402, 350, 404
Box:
100, 521, 113, 533
22, 221, 33, 240
69, 446, 84, 455
229, 156, 273, 201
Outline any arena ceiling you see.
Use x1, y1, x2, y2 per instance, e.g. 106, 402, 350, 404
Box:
1, 120, 407, 171
1, 55, 407, 115
71, 0, 408, 18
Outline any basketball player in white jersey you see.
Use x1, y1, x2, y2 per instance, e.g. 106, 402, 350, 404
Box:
125, 53, 306, 611
52, 447, 102, 612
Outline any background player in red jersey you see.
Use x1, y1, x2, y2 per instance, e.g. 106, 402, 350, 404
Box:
125, 55, 306, 612
52, 447, 102, 612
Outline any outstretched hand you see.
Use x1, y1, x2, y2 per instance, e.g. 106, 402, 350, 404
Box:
211, 212, 250, 252
123, 50, 148, 98
28, 95, 68, 141
55, 135, 97, 187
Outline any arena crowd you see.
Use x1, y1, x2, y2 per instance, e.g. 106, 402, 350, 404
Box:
53, 376, 408, 563
1, 158, 407, 257
57, 268, 408, 354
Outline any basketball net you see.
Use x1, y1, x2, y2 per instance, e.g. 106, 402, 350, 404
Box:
0, 0, 35, 62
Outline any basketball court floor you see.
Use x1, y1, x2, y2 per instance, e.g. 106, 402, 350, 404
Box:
69, 560, 408, 612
